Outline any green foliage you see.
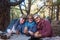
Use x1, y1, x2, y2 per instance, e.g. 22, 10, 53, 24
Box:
10, 6, 21, 20
57, 0, 60, 4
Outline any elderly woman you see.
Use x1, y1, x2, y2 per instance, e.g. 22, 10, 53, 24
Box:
30, 14, 53, 40
25, 14, 52, 40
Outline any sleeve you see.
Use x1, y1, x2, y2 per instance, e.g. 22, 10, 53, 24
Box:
14, 19, 19, 27
7, 19, 18, 29
25, 21, 28, 27
16, 25, 21, 31
40, 20, 52, 37
14, 19, 20, 30
31, 24, 37, 33
24, 21, 28, 30
29, 22, 37, 33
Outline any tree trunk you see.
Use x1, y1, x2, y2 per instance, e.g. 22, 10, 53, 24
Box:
0, 0, 10, 31
51, 6, 53, 20
56, 5, 59, 21
27, 0, 31, 15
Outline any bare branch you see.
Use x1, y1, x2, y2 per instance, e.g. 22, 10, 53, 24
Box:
19, 5, 24, 14
34, 5, 45, 14
24, 1, 28, 13
31, 0, 36, 5
7, 0, 23, 6
27, 0, 31, 15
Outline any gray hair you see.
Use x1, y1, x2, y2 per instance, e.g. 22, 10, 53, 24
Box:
33, 14, 40, 19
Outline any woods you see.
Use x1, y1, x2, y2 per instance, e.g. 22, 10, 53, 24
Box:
0, 0, 60, 31
0, 0, 10, 31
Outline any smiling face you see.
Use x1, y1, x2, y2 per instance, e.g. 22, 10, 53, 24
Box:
20, 18, 25, 24
28, 14, 33, 23
34, 17, 40, 23
28, 16, 33, 23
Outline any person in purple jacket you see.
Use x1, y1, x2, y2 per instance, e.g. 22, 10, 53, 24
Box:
33, 14, 53, 38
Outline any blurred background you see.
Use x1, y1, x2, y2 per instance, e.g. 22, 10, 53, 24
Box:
0, 0, 60, 36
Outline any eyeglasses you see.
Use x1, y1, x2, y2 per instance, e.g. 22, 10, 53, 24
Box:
28, 18, 33, 19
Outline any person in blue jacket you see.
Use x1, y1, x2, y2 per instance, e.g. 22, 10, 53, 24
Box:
16, 16, 26, 34
6, 15, 26, 35
6, 19, 18, 33
24, 14, 37, 36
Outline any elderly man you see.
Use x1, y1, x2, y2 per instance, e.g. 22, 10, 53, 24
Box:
29, 14, 53, 40
24, 14, 37, 36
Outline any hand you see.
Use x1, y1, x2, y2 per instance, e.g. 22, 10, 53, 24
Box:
34, 31, 39, 38
28, 31, 34, 36
16, 31, 20, 35
34, 31, 41, 38
35, 31, 39, 34
24, 27, 28, 34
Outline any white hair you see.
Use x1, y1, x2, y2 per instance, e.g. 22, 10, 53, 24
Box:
33, 14, 40, 19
